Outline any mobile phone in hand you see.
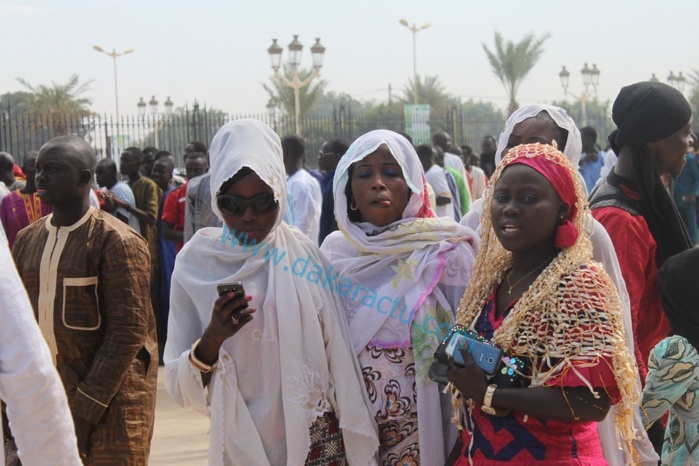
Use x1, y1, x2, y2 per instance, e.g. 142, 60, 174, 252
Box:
446, 333, 502, 375
216, 282, 245, 297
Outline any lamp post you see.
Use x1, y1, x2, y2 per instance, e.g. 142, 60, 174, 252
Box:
559, 63, 600, 126
399, 19, 430, 105
667, 71, 687, 92
137, 95, 174, 148
266, 98, 277, 131
267, 36, 325, 135
92, 45, 134, 125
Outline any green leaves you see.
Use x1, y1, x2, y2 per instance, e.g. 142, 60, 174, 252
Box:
482, 31, 550, 115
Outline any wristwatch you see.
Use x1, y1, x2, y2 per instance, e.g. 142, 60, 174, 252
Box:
481, 384, 498, 415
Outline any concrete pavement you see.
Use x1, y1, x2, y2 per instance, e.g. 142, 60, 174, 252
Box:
149, 367, 210, 465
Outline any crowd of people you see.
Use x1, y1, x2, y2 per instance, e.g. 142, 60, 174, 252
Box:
0, 80, 697, 466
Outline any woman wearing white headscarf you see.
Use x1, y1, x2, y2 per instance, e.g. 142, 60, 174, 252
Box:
321, 130, 478, 465
460, 104, 657, 465
164, 119, 378, 466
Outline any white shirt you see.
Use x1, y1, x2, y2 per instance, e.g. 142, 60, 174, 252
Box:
286, 169, 321, 244
468, 165, 487, 200
109, 181, 141, 234
425, 165, 452, 218
0, 228, 81, 465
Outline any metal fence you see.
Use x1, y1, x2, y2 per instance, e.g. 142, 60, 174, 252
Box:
0, 106, 613, 169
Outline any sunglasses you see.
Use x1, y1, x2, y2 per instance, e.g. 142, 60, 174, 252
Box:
318, 151, 335, 157
217, 193, 279, 217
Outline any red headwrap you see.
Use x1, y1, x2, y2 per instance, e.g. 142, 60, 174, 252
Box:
499, 143, 579, 248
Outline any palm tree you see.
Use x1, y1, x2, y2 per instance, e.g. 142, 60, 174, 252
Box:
17, 73, 93, 135
482, 32, 550, 115
262, 65, 327, 132
399, 74, 451, 114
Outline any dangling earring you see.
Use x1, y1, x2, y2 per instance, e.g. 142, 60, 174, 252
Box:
350, 200, 358, 211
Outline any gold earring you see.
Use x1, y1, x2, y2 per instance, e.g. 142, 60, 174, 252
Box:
350, 201, 358, 211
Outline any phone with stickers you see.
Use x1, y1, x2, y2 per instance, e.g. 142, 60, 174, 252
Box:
430, 324, 525, 387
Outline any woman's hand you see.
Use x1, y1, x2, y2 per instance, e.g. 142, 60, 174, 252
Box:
204, 292, 255, 345
446, 347, 511, 416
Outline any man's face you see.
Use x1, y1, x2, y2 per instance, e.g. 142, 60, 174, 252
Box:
318, 142, 337, 172
22, 156, 38, 184
185, 158, 208, 180
151, 161, 172, 190
95, 164, 110, 188
481, 137, 496, 154
35, 144, 87, 207
142, 153, 155, 177
120, 151, 140, 176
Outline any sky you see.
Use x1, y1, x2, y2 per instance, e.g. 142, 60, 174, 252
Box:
1, 0, 696, 118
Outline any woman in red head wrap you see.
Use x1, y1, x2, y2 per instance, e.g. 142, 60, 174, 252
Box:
447, 143, 639, 465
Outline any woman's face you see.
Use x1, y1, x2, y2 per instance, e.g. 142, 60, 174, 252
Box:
502, 117, 558, 159
648, 121, 694, 177
350, 144, 410, 227
491, 164, 566, 255
218, 171, 278, 244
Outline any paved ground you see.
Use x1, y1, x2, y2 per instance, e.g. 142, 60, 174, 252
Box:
149, 367, 210, 465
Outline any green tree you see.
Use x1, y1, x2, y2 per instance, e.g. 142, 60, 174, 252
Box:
262, 65, 327, 124
399, 74, 452, 114
16, 74, 93, 135
482, 31, 550, 116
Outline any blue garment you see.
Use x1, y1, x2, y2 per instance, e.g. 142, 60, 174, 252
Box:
673, 153, 699, 243
579, 151, 605, 194
319, 168, 337, 245
157, 187, 176, 354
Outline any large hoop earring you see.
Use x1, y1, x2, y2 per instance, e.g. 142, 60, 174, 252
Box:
350, 200, 358, 211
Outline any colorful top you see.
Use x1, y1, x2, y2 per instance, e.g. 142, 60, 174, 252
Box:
456, 288, 618, 465
642, 336, 699, 466
0, 190, 52, 248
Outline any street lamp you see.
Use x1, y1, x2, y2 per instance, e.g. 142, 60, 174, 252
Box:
92, 45, 134, 125
667, 71, 686, 92
267, 35, 325, 135
399, 19, 430, 105
136, 95, 174, 148
559, 63, 600, 126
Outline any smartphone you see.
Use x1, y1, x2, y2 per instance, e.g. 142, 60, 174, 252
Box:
216, 281, 245, 297
445, 332, 502, 375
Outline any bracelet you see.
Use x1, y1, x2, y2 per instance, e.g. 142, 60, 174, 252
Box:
189, 338, 218, 373
481, 384, 498, 415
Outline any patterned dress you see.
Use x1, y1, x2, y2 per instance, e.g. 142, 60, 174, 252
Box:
642, 336, 699, 465
359, 345, 419, 466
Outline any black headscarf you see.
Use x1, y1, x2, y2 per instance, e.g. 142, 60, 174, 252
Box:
658, 248, 699, 350
608, 81, 693, 265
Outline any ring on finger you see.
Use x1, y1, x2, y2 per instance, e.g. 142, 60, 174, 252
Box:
231, 316, 239, 325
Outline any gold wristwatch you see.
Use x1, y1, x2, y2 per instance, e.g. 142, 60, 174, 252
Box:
481, 384, 498, 415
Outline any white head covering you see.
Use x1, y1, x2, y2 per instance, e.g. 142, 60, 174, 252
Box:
165, 119, 378, 466
495, 104, 583, 166
322, 129, 478, 465
209, 119, 286, 227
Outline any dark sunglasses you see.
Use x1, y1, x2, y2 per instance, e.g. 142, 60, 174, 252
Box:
217, 193, 279, 217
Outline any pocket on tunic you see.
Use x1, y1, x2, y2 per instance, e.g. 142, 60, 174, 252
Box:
62, 276, 101, 330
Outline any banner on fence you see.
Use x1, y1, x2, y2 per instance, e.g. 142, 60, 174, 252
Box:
404, 104, 431, 145
110, 134, 132, 159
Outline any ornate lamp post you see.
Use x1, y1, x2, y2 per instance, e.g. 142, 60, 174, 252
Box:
399, 19, 430, 105
559, 63, 600, 126
667, 71, 687, 92
92, 45, 134, 125
267, 36, 325, 135
137, 95, 174, 148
